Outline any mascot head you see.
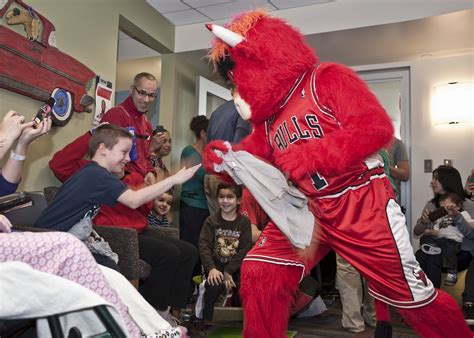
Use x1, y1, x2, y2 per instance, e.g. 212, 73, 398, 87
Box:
207, 11, 317, 124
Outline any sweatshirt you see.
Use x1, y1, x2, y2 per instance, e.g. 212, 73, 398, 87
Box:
199, 212, 252, 275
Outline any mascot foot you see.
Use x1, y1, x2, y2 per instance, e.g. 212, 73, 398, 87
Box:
374, 299, 392, 338
290, 275, 320, 317
398, 290, 472, 338
374, 321, 393, 338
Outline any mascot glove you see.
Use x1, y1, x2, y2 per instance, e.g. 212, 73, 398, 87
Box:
275, 145, 312, 181
203, 140, 232, 174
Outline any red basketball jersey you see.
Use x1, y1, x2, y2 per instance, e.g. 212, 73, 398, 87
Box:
265, 69, 385, 199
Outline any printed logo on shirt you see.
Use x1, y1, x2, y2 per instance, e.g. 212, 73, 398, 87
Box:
214, 228, 241, 263
413, 268, 429, 287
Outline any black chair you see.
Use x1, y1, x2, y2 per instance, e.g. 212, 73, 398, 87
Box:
1, 191, 47, 227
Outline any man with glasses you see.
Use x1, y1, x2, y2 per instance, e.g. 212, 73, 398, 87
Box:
101, 72, 158, 183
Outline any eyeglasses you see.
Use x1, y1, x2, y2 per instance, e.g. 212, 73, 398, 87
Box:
133, 85, 156, 99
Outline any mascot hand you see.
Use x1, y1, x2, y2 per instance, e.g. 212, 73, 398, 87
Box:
203, 140, 231, 174
275, 145, 311, 181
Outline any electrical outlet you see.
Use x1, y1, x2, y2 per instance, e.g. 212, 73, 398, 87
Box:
424, 159, 432, 173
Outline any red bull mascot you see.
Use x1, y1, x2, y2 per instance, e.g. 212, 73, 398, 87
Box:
203, 10, 472, 338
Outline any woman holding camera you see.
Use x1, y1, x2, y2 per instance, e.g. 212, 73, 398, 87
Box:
414, 165, 474, 323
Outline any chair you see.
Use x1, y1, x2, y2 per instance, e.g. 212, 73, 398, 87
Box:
2, 189, 151, 284
2, 191, 48, 226
93, 224, 151, 287
3, 187, 181, 285
93, 224, 180, 286
42, 186, 179, 284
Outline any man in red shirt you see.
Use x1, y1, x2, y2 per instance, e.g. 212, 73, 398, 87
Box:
101, 72, 157, 184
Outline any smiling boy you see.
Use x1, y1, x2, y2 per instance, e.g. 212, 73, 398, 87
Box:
198, 183, 252, 323
148, 189, 174, 227
35, 124, 199, 270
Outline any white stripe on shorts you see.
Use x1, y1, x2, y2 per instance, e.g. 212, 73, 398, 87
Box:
368, 199, 437, 308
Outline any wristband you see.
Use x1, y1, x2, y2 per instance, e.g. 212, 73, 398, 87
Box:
10, 151, 26, 161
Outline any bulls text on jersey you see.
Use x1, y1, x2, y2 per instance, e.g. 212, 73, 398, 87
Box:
272, 114, 324, 151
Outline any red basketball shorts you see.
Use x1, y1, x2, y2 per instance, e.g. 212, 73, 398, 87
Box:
245, 176, 436, 308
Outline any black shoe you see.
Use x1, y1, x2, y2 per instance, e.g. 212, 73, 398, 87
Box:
464, 302, 474, 326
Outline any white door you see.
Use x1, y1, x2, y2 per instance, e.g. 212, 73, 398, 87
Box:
360, 68, 413, 238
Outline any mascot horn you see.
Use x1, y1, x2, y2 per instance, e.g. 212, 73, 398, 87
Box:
203, 10, 472, 338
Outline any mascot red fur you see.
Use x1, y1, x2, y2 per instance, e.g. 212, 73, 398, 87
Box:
203, 10, 472, 338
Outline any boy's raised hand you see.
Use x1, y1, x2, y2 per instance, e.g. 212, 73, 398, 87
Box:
172, 164, 201, 185
208, 268, 223, 286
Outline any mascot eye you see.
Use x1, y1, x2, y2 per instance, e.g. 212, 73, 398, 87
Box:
216, 54, 235, 84
226, 70, 235, 84
13, 8, 20, 16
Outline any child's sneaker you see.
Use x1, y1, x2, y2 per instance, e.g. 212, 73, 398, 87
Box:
444, 272, 457, 286
463, 302, 474, 325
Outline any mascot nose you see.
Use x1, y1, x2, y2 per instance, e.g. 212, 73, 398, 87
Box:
205, 23, 244, 48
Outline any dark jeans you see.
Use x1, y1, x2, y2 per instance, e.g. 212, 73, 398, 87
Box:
179, 201, 210, 277
203, 265, 241, 321
437, 238, 461, 272
415, 248, 472, 288
138, 228, 198, 310
92, 253, 120, 272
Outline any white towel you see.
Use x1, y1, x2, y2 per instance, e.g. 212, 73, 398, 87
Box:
214, 148, 314, 249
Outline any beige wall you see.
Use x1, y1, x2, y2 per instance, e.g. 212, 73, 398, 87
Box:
409, 53, 474, 229
159, 53, 206, 172
356, 53, 473, 247
0, 0, 174, 191
158, 53, 212, 223
116, 57, 162, 91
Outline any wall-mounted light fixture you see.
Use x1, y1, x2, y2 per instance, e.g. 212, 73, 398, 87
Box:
432, 81, 474, 125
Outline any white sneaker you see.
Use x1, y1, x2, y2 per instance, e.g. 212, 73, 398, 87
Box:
421, 244, 442, 255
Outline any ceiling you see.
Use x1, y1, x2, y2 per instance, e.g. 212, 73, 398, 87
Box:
118, 3, 473, 82
146, 0, 332, 26
174, 8, 474, 83
307, 8, 474, 66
